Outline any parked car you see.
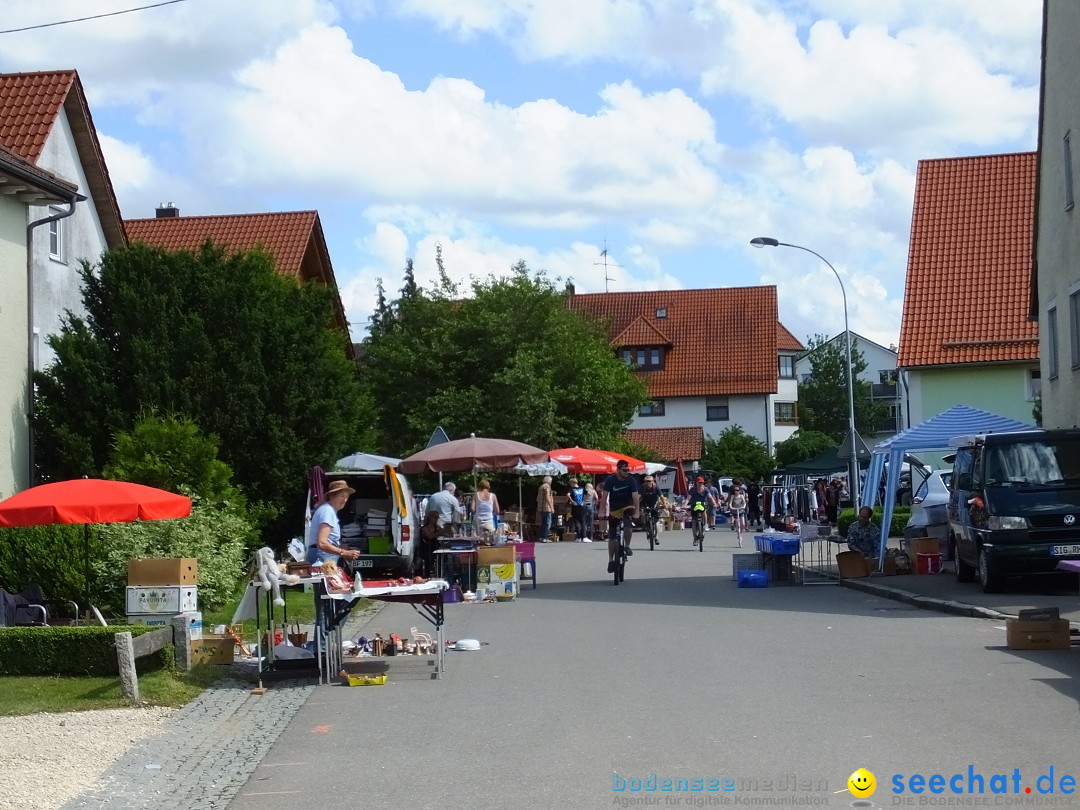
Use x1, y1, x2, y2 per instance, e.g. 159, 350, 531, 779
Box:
903, 469, 952, 550
948, 428, 1080, 592
305, 465, 419, 577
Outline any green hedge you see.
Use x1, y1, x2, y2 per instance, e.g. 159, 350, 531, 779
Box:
0, 625, 174, 677
837, 507, 910, 538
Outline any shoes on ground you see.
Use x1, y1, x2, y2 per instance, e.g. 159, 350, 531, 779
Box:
624, 547, 633, 557
607, 560, 616, 573
654, 539, 659, 546
692, 538, 699, 545
582, 538, 592, 543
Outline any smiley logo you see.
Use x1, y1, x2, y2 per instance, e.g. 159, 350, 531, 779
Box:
848, 768, 876, 797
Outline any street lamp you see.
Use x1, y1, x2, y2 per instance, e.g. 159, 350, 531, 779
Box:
750, 236, 861, 508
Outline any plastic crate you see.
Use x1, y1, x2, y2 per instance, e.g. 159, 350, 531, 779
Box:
344, 674, 387, 686
755, 535, 800, 555
732, 552, 763, 580
737, 570, 768, 588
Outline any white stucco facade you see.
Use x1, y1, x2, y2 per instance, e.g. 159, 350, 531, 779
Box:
630, 392, 775, 447
27, 107, 107, 370
0, 195, 30, 498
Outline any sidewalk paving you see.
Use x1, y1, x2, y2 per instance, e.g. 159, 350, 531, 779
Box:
836, 568, 1080, 623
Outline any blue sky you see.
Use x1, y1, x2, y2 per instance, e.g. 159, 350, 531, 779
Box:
1, 0, 1043, 348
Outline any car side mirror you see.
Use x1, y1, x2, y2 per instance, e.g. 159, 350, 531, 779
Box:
955, 473, 972, 491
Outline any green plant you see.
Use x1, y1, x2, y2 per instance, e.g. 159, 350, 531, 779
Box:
0, 625, 172, 676
837, 507, 910, 538
0, 524, 94, 614
93, 500, 254, 616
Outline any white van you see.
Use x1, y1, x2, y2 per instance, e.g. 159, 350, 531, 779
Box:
305, 465, 419, 577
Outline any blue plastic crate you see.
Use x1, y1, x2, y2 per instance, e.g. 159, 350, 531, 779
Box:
754, 535, 800, 555
737, 569, 768, 588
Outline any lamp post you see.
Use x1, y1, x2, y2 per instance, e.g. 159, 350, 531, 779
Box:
750, 236, 860, 508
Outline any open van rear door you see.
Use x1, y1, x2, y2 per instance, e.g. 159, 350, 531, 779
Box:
383, 464, 409, 552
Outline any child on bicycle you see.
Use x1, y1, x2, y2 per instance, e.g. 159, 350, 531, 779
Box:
688, 477, 711, 546
727, 479, 749, 547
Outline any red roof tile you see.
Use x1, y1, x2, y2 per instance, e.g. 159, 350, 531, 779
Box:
777, 322, 805, 352
625, 426, 703, 461
0, 69, 126, 247
568, 287, 781, 396
126, 210, 351, 350
126, 211, 318, 276
0, 70, 74, 163
898, 152, 1039, 368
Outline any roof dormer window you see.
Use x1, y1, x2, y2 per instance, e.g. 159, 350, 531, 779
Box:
621, 346, 665, 371
656, 307, 667, 319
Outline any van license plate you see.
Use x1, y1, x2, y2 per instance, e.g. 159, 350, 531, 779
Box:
1050, 544, 1080, 556
357, 560, 374, 567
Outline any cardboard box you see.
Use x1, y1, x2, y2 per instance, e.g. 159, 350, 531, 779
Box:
1005, 619, 1071, 650
476, 563, 518, 587
190, 635, 235, 665
909, 538, 940, 558
125, 610, 201, 639
1018, 607, 1061, 622
503, 511, 521, 524
836, 550, 869, 579
477, 546, 515, 566
126, 585, 198, 615
562, 532, 577, 542
478, 580, 518, 601
128, 557, 198, 586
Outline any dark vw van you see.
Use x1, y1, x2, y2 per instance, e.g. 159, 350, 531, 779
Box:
948, 429, 1080, 592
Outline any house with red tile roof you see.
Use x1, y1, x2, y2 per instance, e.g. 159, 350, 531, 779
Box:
0, 144, 83, 496
126, 207, 353, 356
897, 152, 1040, 427
567, 287, 804, 462
1033, 0, 1080, 429
0, 69, 126, 372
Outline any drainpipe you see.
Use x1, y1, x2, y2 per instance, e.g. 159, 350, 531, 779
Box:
764, 393, 773, 455
26, 197, 79, 484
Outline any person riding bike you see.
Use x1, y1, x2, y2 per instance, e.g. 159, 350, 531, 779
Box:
727, 479, 749, 547
601, 459, 640, 573
639, 475, 667, 547
688, 476, 711, 546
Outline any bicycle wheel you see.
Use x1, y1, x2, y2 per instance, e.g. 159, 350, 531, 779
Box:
647, 514, 656, 550
697, 516, 704, 551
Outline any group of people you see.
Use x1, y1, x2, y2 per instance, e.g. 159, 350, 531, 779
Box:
685, 476, 761, 544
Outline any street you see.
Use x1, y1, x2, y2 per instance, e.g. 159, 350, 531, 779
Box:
229, 529, 1080, 810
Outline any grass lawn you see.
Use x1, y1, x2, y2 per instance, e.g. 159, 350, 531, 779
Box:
201, 581, 318, 640
0, 665, 230, 716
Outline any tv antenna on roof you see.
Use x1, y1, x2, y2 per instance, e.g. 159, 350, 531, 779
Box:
593, 239, 621, 292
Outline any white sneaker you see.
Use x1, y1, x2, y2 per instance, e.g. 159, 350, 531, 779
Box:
582, 538, 593, 543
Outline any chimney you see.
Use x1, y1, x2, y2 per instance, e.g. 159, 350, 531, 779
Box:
155, 202, 179, 218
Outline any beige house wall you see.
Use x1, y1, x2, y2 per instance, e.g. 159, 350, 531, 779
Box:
0, 195, 30, 498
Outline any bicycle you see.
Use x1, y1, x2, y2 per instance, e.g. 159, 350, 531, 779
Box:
643, 507, 659, 551
608, 510, 634, 585
692, 506, 706, 551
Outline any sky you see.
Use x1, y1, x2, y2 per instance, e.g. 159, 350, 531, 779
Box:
0, 0, 1043, 349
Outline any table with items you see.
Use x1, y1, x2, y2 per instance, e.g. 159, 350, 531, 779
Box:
755, 533, 801, 585
321, 579, 450, 683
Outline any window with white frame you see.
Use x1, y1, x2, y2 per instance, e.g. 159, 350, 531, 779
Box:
1028, 368, 1041, 402
639, 399, 665, 417
48, 207, 65, 262
1048, 306, 1059, 379
706, 396, 729, 421
774, 402, 797, 425
778, 355, 795, 378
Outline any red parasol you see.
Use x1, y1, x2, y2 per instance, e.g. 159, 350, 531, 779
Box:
0, 479, 193, 606
548, 447, 646, 475
0, 479, 191, 526
397, 434, 552, 474
672, 458, 689, 497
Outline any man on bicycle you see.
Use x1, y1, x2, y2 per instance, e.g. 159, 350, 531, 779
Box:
639, 475, 667, 546
601, 459, 640, 573
688, 476, 711, 545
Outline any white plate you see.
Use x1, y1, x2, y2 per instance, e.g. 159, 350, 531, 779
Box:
454, 639, 481, 651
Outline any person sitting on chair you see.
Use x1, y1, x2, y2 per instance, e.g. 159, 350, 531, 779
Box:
846, 506, 880, 558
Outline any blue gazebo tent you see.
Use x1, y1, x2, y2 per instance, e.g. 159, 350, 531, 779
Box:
861, 405, 1038, 563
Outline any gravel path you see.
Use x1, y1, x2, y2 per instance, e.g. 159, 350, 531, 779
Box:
0, 706, 176, 810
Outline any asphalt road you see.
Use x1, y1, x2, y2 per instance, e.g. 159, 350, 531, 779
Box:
228, 529, 1080, 810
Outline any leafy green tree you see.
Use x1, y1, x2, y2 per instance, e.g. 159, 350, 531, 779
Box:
702, 426, 773, 482
796, 334, 887, 442
360, 259, 648, 455
34, 241, 377, 543
773, 429, 838, 468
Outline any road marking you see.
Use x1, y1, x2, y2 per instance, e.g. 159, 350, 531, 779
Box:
241, 790, 304, 796
259, 761, 310, 767
311, 724, 332, 733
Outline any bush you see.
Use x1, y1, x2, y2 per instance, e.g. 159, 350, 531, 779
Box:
837, 507, 910, 538
0, 524, 99, 616
93, 499, 255, 617
0, 625, 173, 676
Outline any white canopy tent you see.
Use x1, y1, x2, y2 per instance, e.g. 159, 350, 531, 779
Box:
862, 405, 1038, 562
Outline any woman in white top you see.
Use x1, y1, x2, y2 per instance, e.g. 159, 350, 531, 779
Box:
472, 479, 501, 537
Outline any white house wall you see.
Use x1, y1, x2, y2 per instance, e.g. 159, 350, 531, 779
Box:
0, 195, 30, 497
771, 377, 799, 445
630, 394, 772, 445
28, 107, 107, 370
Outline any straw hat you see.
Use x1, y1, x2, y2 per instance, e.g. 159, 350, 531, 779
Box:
326, 480, 356, 498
